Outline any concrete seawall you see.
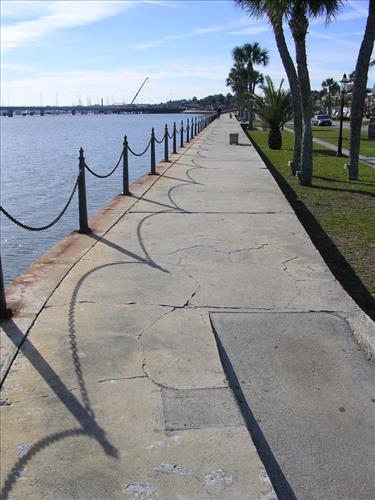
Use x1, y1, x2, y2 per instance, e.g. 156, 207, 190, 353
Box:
1, 115, 374, 499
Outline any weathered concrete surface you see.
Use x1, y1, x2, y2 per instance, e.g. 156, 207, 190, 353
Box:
162, 387, 244, 431
1, 114, 374, 499
211, 312, 375, 500
0, 165, 174, 382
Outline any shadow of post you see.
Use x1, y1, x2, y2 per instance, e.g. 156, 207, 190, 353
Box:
1, 320, 118, 498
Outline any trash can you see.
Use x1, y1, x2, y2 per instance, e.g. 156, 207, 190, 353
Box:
229, 133, 239, 145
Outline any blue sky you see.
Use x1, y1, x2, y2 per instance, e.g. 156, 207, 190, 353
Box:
1, 0, 373, 106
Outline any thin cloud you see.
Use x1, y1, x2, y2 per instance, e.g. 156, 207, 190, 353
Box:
144, 0, 183, 8
1, 1, 136, 50
134, 40, 163, 49
309, 29, 359, 49
1, 63, 34, 73
227, 26, 271, 35
1, 1, 48, 20
133, 19, 259, 49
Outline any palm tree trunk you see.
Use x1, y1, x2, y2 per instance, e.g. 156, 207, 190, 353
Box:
348, 0, 375, 180
290, 13, 313, 186
272, 20, 302, 175
248, 65, 254, 129
268, 126, 282, 149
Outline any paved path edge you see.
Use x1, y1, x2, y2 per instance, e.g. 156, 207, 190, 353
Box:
245, 127, 375, 364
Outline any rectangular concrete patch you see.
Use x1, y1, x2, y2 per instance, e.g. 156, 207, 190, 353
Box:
161, 387, 244, 431
210, 311, 375, 500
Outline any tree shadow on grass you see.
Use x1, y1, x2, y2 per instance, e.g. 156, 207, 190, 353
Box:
313, 148, 345, 157
309, 184, 375, 198
313, 176, 375, 188
248, 135, 375, 321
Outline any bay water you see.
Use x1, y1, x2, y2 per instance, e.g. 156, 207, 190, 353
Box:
1, 113, 200, 286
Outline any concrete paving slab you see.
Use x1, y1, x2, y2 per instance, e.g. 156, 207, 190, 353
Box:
1, 370, 274, 500
46, 257, 197, 308
162, 387, 244, 431
211, 311, 375, 500
141, 308, 226, 390
1, 304, 168, 401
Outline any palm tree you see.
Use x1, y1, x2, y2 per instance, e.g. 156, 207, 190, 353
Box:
321, 77, 339, 116
226, 63, 249, 117
348, 0, 375, 181
287, 1, 343, 186
251, 76, 293, 149
232, 42, 269, 128
234, 0, 302, 176
235, 0, 344, 185
226, 63, 248, 95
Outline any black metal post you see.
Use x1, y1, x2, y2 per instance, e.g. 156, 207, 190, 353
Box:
337, 91, 345, 157
180, 120, 184, 148
173, 122, 177, 154
164, 124, 169, 162
78, 148, 91, 234
195, 117, 197, 135
186, 118, 190, 142
122, 135, 130, 195
0, 256, 12, 320
150, 127, 158, 175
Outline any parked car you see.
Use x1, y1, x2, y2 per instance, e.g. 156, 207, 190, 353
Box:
311, 114, 332, 126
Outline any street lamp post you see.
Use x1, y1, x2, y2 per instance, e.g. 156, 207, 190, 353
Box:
337, 73, 349, 157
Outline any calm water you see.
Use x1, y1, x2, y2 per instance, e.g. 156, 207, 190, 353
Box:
1, 113, 200, 286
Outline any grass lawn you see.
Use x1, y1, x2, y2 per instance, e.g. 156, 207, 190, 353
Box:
247, 129, 375, 320
285, 124, 375, 157
312, 125, 374, 157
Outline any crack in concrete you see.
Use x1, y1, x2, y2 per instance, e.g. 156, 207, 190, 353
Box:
136, 280, 201, 390
3, 375, 149, 405
168, 244, 215, 255
128, 211, 286, 215
280, 256, 306, 284
136, 308, 178, 391
229, 243, 269, 254
280, 256, 299, 266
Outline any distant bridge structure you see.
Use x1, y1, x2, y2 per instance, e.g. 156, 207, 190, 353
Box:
0, 105, 216, 117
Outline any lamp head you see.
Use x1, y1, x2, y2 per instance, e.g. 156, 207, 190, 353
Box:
340, 73, 349, 92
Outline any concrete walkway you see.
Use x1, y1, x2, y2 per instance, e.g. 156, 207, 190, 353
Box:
1, 116, 374, 499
